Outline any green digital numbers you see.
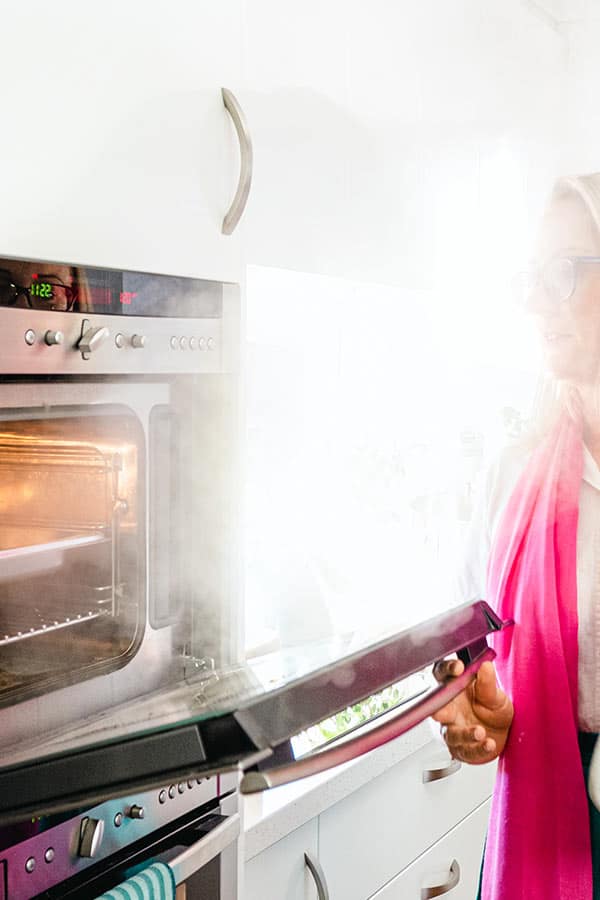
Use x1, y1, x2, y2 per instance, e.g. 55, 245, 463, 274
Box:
30, 281, 53, 299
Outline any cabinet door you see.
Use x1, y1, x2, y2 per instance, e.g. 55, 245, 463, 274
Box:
371, 799, 490, 899
318, 741, 495, 900
244, 819, 319, 900
242, 1, 565, 286
241, 0, 351, 278
0, 1, 243, 281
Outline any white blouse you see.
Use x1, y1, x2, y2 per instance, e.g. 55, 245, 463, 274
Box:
457, 441, 600, 733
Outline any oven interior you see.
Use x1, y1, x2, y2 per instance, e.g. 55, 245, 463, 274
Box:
0, 407, 142, 702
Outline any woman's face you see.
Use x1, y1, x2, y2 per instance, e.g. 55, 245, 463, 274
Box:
527, 193, 600, 386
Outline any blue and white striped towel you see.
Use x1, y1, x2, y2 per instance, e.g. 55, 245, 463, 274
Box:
94, 861, 176, 900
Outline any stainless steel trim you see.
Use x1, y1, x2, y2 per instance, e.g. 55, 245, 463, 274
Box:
421, 859, 461, 898
304, 850, 330, 900
422, 759, 461, 784
240, 647, 495, 794
169, 813, 240, 885
222, 87, 253, 235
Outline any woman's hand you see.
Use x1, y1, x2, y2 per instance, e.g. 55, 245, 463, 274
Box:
431, 659, 514, 764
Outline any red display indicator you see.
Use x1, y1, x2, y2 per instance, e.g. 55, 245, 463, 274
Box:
89, 287, 112, 306
119, 291, 137, 305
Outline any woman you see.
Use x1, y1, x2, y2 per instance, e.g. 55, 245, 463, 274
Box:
433, 173, 600, 899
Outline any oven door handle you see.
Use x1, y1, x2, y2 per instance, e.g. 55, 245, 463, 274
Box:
240, 646, 495, 794
168, 812, 240, 885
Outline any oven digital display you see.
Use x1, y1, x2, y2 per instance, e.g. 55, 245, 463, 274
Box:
0, 257, 223, 318
29, 279, 54, 300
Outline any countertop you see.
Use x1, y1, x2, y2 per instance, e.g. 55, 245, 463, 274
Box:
242, 719, 435, 861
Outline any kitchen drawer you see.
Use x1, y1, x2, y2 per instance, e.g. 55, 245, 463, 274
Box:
244, 819, 319, 900
318, 740, 495, 900
371, 799, 490, 899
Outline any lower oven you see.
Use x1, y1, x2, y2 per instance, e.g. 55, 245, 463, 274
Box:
0, 772, 239, 899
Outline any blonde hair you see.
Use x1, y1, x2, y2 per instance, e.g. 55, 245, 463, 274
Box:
552, 173, 600, 236
524, 173, 600, 444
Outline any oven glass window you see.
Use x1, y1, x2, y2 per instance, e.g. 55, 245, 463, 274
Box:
0, 408, 142, 703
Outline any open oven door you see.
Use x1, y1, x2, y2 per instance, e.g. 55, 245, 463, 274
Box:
0, 600, 510, 825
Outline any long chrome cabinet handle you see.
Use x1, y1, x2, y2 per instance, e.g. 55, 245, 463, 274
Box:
240, 647, 495, 794
422, 759, 461, 783
304, 850, 330, 900
169, 813, 240, 885
421, 859, 461, 898
221, 87, 253, 235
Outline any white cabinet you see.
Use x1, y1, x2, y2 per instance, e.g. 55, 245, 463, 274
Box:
244, 740, 494, 900
244, 819, 320, 900
0, 0, 244, 281
0, 2, 564, 289
240, 0, 566, 286
371, 800, 490, 899
241, 0, 352, 279
318, 741, 494, 900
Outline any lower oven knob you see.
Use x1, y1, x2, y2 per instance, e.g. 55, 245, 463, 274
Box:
130, 334, 146, 349
128, 804, 145, 819
78, 817, 105, 858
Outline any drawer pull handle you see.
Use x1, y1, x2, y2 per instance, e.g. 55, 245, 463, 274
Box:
221, 87, 253, 235
304, 850, 330, 900
421, 858, 461, 898
240, 647, 495, 794
422, 759, 461, 783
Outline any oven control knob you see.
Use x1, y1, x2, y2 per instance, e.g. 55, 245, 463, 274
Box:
130, 334, 146, 349
128, 804, 145, 819
44, 330, 64, 346
78, 816, 105, 858
78, 324, 110, 358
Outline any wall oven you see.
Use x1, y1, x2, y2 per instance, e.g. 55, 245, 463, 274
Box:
0, 255, 509, 898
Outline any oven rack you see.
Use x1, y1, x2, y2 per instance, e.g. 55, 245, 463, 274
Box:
0, 525, 109, 583
0, 602, 111, 647
0, 439, 113, 468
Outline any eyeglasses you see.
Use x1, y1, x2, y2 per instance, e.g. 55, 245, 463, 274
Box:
0, 270, 77, 311
513, 256, 600, 307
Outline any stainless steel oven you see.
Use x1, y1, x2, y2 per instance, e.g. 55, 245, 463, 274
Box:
0, 255, 510, 899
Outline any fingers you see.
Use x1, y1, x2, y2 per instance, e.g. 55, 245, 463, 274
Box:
431, 700, 458, 726
442, 723, 497, 763
434, 658, 506, 713
433, 658, 464, 683
472, 661, 503, 708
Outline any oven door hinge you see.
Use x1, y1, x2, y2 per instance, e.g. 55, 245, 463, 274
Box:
183, 654, 216, 681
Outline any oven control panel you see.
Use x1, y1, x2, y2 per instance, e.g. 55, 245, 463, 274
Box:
0, 306, 238, 376
0, 775, 224, 898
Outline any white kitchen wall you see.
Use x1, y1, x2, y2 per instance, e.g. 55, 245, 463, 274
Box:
561, 14, 600, 173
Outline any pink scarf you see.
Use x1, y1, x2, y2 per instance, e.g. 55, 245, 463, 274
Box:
482, 412, 592, 900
